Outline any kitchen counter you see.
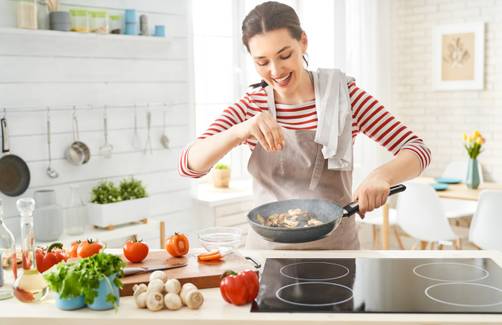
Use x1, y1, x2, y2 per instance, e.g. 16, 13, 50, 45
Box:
2, 249, 502, 324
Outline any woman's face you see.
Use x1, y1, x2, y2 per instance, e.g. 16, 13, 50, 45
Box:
248, 28, 307, 98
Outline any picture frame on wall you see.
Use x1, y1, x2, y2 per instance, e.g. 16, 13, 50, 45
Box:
432, 22, 484, 91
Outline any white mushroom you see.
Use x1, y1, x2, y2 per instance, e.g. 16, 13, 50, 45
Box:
133, 283, 148, 298
164, 293, 182, 310
147, 278, 165, 293
182, 290, 204, 310
146, 291, 164, 311
135, 292, 148, 309
149, 270, 168, 283
180, 283, 204, 309
164, 279, 181, 294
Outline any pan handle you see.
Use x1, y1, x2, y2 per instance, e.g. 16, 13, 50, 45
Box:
1, 118, 9, 154
342, 184, 407, 217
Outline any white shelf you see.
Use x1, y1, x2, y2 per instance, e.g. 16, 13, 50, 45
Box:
193, 179, 254, 207
0, 27, 170, 42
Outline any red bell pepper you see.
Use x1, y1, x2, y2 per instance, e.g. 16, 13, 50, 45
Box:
35, 242, 68, 273
220, 269, 259, 305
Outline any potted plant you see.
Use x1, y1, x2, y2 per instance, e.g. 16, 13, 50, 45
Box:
44, 252, 125, 311
212, 163, 231, 188
87, 178, 150, 228
463, 130, 485, 189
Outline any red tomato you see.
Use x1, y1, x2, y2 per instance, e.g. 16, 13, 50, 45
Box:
69, 240, 80, 258
77, 239, 103, 258
220, 270, 259, 305
123, 240, 149, 263
165, 233, 189, 257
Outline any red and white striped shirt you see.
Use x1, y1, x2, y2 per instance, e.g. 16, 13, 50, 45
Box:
179, 81, 431, 178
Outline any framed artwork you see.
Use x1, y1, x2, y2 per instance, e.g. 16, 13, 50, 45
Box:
432, 22, 484, 90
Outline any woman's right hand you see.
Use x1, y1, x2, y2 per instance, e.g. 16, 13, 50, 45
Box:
234, 111, 284, 152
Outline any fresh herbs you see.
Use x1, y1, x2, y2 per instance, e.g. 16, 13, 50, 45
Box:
214, 163, 229, 170
91, 178, 148, 204
44, 253, 126, 309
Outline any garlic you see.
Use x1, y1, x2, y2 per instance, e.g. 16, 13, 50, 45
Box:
180, 283, 204, 309
146, 291, 164, 311
164, 293, 182, 310
147, 278, 165, 293
149, 270, 168, 283
164, 279, 181, 294
135, 292, 148, 309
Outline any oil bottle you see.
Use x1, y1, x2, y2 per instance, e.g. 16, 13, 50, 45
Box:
13, 198, 48, 303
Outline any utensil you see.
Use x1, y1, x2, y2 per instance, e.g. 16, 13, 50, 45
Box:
65, 107, 91, 165
160, 109, 170, 149
46, 108, 58, 178
247, 184, 406, 243
99, 106, 113, 158
0, 117, 31, 197
132, 105, 142, 150
144, 109, 153, 154
123, 261, 188, 276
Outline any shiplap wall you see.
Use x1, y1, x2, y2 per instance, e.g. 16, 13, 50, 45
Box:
0, 0, 196, 247
390, 0, 502, 181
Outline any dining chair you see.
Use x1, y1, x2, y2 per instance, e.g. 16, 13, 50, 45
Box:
468, 190, 502, 250
357, 207, 404, 249
396, 182, 461, 250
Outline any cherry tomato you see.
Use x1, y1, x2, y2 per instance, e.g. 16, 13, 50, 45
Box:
165, 232, 189, 257
123, 239, 149, 263
77, 239, 103, 258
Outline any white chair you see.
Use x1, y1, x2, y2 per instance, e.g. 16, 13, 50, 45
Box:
440, 160, 482, 220
357, 207, 404, 249
469, 191, 502, 250
396, 182, 461, 249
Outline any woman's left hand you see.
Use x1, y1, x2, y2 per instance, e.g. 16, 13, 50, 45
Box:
352, 177, 391, 218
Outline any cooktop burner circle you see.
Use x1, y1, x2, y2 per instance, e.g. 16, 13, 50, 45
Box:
413, 262, 489, 282
279, 262, 350, 281
275, 282, 353, 307
425, 282, 502, 308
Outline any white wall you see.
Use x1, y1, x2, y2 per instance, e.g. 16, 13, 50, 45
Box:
390, 0, 502, 181
0, 0, 195, 247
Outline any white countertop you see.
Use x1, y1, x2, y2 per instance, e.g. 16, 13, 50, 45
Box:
2, 249, 502, 324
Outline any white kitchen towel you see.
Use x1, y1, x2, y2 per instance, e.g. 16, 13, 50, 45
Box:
312, 68, 355, 170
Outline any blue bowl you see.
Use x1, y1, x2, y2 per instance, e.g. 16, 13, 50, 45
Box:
55, 293, 86, 310
435, 177, 462, 184
87, 274, 120, 310
432, 183, 449, 191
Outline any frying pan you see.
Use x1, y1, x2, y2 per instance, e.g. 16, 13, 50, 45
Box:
0, 118, 31, 197
247, 184, 406, 243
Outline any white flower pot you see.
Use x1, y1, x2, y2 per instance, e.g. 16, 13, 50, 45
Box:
87, 197, 150, 228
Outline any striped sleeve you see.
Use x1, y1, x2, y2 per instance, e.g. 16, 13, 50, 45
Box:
349, 82, 431, 170
178, 90, 266, 178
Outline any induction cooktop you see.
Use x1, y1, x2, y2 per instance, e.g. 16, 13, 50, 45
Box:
251, 258, 502, 313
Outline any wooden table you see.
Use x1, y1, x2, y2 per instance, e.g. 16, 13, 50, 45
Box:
380, 177, 502, 249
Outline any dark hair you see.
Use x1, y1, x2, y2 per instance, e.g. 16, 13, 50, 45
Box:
242, 1, 307, 88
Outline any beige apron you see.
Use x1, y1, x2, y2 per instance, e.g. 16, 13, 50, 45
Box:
245, 85, 360, 250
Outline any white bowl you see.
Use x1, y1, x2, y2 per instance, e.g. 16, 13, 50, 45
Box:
197, 227, 242, 253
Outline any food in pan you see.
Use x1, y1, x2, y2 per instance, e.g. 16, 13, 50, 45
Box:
256, 208, 323, 228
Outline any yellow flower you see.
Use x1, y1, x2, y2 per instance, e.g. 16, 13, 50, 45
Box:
476, 137, 483, 145
463, 133, 468, 141
474, 130, 481, 138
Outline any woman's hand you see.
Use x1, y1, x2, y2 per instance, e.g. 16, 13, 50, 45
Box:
352, 176, 391, 218
234, 111, 284, 152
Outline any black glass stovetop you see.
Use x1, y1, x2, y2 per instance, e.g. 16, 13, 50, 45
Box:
251, 258, 502, 313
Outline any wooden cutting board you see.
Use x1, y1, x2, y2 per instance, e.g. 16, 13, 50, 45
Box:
120, 250, 256, 296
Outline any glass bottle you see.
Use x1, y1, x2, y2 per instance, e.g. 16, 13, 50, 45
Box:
13, 198, 48, 303
16, 0, 38, 29
64, 185, 86, 235
0, 199, 16, 300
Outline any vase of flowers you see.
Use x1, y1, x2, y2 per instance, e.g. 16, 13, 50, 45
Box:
463, 130, 485, 189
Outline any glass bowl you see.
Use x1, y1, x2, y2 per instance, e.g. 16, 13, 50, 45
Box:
197, 227, 242, 254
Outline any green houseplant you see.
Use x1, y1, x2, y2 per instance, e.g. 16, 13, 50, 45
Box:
45, 252, 125, 311
88, 178, 150, 228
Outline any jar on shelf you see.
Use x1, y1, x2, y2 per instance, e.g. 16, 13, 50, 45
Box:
69, 8, 89, 32
109, 15, 122, 34
90, 10, 109, 33
64, 185, 86, 236
16, 0, 38, 29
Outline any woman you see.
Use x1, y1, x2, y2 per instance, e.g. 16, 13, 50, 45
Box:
179, 1, 431, 249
